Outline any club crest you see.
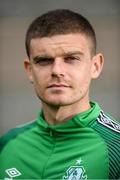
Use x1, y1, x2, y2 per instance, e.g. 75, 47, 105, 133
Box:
62, 159, 87, 180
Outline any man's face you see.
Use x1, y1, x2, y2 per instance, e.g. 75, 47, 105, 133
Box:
25, 34, 103, 107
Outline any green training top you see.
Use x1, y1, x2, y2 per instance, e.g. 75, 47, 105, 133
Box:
0, 102, 120, 179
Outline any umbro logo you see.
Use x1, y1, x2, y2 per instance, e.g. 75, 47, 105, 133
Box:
5, 168, 21, 178
97, 111, 120, 133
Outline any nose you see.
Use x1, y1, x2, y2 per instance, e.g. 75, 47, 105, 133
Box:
51, 58, 65, 77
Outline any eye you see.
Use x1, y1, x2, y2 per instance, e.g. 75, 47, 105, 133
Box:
33, 56, 53, 66
64, 56, 80, 63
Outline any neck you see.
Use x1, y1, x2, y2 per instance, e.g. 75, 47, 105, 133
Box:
42, 100, 91, 125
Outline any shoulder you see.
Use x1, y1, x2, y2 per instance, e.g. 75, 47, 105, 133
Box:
92, 110, 120, 148
91, 110, 120, 135
96, 111, 120, 134
0, 120, 37, 152
91, 111, 120, 179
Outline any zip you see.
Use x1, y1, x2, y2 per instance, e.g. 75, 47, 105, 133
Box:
41, 129, 56, 179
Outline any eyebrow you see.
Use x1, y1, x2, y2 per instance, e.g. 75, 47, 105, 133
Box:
63, 51, 84, 57
32, 55, 53, 63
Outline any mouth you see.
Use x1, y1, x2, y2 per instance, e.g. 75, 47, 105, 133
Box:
47, 84, 71, 88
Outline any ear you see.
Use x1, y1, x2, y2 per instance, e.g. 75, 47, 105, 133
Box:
91, 53, 104, 79
24, 58, 34, 83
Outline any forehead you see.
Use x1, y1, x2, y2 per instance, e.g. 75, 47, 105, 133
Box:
30, 33, 91, 57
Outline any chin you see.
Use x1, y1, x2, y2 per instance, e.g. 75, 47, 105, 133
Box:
46, 100, 68, 106
45, 98, 79, 107
41, 97, 71, 107
37, 93, 80, 107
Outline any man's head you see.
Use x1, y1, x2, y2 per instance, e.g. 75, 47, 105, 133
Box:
25, 9, 96, 59
24, 9, 104, 110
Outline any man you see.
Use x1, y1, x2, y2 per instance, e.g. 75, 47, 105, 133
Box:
0, 9, 120, 179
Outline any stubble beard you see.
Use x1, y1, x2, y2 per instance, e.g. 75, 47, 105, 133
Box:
35, 88, 89, 109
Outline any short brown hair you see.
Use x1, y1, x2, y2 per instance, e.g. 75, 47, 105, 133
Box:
25, 9, 96, 58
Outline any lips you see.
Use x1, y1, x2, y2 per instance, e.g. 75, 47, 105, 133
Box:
47, 84, 71, 88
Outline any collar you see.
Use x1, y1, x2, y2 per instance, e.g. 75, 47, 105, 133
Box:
37, 102, 101, 134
